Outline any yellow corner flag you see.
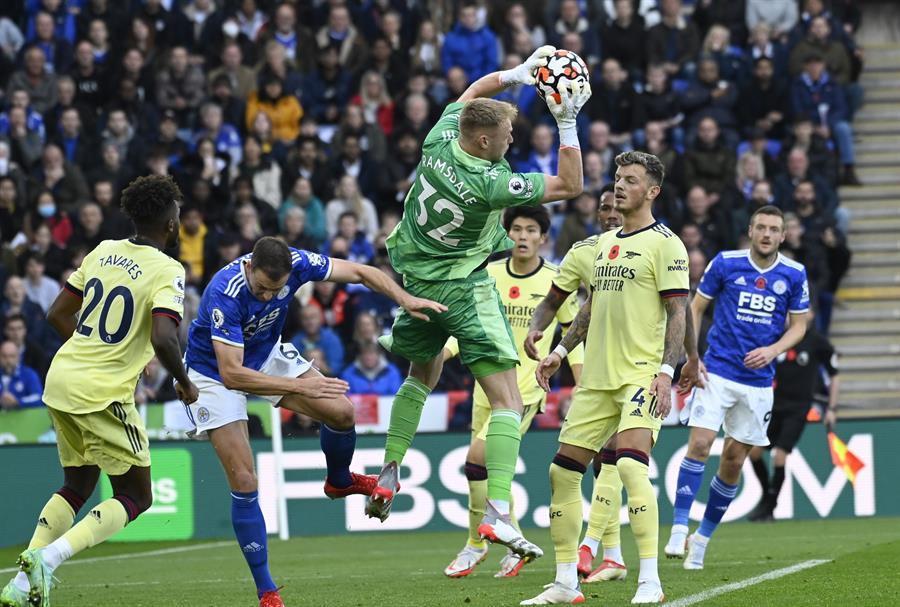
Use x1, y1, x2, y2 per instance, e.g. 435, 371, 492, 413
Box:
828, 432, 865, 485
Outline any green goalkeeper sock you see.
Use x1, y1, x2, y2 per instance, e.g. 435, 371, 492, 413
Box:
485, 409, 522, 503
383, 377, 431, 465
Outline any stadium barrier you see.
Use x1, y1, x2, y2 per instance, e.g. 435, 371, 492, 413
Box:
0, 419, 894, 547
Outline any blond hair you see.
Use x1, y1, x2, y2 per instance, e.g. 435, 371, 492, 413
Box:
459, 99, 518, 136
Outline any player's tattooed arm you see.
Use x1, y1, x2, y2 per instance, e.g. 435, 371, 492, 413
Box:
559, 293, 592, 353
661, 295, 688, 369
524, 285, 570, 360
678, 294, 709, 392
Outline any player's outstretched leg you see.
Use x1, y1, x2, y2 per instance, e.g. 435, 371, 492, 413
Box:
580, 446, 627, 583
367, 369, 436, 521
20, 468, 151, 607
2, 482, 90, 606
685, 439, 747, 571
666, 428, 715, 559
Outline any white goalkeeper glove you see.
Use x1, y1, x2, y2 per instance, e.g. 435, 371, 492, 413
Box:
546, 79, 592, 130
499, 45, 556, 86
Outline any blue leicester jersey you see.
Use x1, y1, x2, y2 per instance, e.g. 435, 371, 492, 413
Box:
185, 248, 332, 382
697, 250, 809, 388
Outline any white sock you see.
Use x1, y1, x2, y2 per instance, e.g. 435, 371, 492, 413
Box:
638, 557, 659, 585
669, 524, 688, 543
580, 536, 599, 556
555, 562, 579, 589
489, 499, 510, 517
42, 538, 73, 570
694, 532, 710, 544
603, 544, 623, 564
13, 572, 30, 592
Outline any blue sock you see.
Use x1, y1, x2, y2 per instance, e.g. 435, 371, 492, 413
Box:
698, 475, 739, 539
231, 491, 277, 597
673, 457, 705, 527
320, 424, 355, 488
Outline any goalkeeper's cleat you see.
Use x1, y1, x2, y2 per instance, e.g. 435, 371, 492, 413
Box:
443, 544, 488, 578
683, 534, 707, 570
576, 545, 594, 578
584, 559, 627, 583
478, 503, 543, 560
364, 461, 399, 522
324, 472, 379, 499
0, 579, 29, 607
17, 549, 55, 607
631, 581, 665, 604
664, 524, 688, 559
258, 588, 284, 607
495, 551, 533, 578
520, 582, 585, 605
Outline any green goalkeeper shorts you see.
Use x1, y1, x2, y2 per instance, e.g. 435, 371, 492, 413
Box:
379, 270, 519, 378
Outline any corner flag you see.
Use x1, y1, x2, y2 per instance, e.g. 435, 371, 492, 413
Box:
827, 432, 864, 485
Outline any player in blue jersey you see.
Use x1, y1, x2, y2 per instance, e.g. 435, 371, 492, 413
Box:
665, 206, 809, 570
183, 236, 445, 607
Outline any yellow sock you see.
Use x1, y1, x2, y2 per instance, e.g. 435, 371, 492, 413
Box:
549, 459, 587, 564
467, 478, 487, 547
58, 498, 130, 556
617, 454, 658, 559
586, 463, 623, 547
28, 493, 77, 549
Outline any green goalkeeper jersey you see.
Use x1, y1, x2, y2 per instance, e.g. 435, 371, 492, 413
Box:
386, 102, 548, 281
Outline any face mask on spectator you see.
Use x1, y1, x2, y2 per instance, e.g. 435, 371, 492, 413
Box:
38, 203, 56, 218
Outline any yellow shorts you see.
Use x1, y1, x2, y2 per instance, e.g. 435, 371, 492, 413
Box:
471, 397, 544, 441
49, 402, 150, 476
559, 380, 662, 452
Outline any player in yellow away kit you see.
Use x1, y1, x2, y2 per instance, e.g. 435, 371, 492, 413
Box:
442, 206, 584, 579
1, 175, 199, 607
524, 184, 631, 583
523, 152, 701, 606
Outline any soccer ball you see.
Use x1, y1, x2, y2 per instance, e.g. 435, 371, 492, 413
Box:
534, 50, 589, 104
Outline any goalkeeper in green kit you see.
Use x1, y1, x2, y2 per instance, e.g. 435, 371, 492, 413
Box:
367, 45, 592, 560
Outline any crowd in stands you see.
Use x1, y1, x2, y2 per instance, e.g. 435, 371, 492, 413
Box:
0, 0, 861, 416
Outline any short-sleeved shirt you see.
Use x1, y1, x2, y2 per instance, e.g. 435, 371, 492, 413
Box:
554, 234, 602, 293
44, 239, 186, 413
445, 258, 583, 406
185, 249, 332, 383
697, 250, 810, 387
386, 101, 548, 281
581, 222, 690, 391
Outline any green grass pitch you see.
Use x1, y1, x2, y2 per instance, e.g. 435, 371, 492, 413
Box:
2, 518, 898, 606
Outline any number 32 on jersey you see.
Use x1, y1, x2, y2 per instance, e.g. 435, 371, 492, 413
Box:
416, 174, 464, 246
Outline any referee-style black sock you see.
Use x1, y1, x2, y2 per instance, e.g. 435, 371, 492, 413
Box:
768, 465, 786, 505
751, 457, 770, 495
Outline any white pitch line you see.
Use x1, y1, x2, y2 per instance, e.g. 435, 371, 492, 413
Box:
666, 559, 830, 607
0, 541, 231, 574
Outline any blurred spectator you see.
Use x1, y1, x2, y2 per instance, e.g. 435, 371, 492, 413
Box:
280, 176, 326, 247
2, 277, 45, 339
32, 143, 89, 212
639, 64, 684, 147
0, 340, 43, 409
315, 5, 369, 75
30, 189, 72, 248
232, 175, 278, 235
327, 134, 383, 202
701, 24, 749, 85
9, 45, 58, 114
693, 0, 748, 44
350, 71, 395, 137
0, 176, 25, 240
789, 16, 851, 85
301, 46, 351, 124
52, 106, 94, 169
601, 0, 647, 78
738, 57, 789, 139
195, 102, 242, 166
680, 57, 739, 146
586, 121, 620, 176
385, 129, 420, 208
279, 206, 317, 251
326, 211, 374, 264
258, 3, 314, 73
5, 106, 44, 169
325, 175, 379, 240
0, 17, 24, 62
551, 0, 601, 66
246, 74, 303, 145
101, 108, 144, 171
281, 136, 330, 203
441, 2, 498, 82
587, 58, 642, 147
781, 116, 837, 186
518, 124, 558, 175
156, 46, 205, 123
746, 0, 798, 39
68, 201, 104, 251
291, 303, 345, 375
583, 150, 609, 196
179, 205, 209, 285
208, 41, 255, 101
646, 0, 700, 78
134, 356, 176, 404
684, 117, 736, 201
341, 341, 403, 396
28, 10, 73, 74
410, 19, 443, 77
22, 252, 59, 313
555, 192, 598, 259
69, 39, 105, 111
746, 22, 789, 79
683, 185, 731, 254
361, 35, 408, 100
502, 3, 546, 57
237, 135, 282, 210
688, 248, 708, 292
1, 89, 47, 145
3, 313, 48, 378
